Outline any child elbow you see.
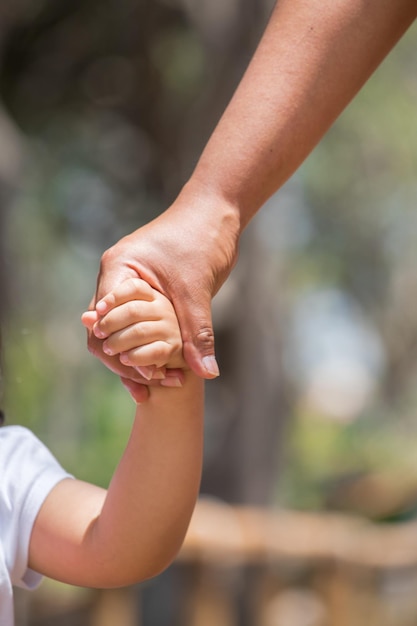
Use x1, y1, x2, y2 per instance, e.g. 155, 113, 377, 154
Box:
99, 542, 183, 589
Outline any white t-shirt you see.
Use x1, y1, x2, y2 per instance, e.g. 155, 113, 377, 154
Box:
0, 425, 71, 626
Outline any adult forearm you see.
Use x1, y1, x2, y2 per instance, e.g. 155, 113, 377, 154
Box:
185, 0, 417, 230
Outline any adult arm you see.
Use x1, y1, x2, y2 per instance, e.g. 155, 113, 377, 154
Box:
92, 0, 417, 380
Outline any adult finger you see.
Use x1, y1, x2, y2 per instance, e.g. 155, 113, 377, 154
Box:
120, 377, 150, 403
172, 287, 219, 379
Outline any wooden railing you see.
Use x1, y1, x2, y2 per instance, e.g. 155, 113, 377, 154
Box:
177, 497, 417, 626
18, 497, 417, 626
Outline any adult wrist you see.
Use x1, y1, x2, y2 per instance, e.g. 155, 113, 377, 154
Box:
175, 178, 243, 238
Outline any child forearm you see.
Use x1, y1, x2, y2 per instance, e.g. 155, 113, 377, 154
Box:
29, 373, 204, 588
88, 373, 204, 586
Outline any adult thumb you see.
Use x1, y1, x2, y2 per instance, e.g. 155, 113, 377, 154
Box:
175, 295, 220, 380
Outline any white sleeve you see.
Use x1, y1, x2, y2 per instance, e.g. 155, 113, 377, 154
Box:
0, 425, 72, 589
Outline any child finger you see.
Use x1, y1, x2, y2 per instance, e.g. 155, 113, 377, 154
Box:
94, 300, 159, 339
95, 278, 155, 316
102, 321, 163, 355
81, 310, 99, 330
119, 341, 174, 369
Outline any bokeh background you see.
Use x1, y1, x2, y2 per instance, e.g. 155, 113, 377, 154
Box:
0, 1, 416, 624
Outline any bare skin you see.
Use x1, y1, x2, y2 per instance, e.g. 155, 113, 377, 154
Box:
89, 0, 417, 399
29, 279, 204, 588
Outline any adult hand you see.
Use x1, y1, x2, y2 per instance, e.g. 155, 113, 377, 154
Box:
90, 185, 240, 381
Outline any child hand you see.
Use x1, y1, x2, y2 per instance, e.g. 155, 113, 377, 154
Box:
82, 278, 185, 372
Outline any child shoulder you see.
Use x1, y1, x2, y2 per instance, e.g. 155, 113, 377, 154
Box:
0, 425, 56, 466
0, 424, 40, 445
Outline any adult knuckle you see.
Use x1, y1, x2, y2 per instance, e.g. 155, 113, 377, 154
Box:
195, 327, 215, 350
100, 245, 117, 268
126, 277, 140, 292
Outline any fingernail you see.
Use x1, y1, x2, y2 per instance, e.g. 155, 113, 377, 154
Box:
102, 344, 113, 356
202, 355, 220, 377
96, 301, 108, 315
161, 377, 182, 388
152, 370, 166, 380
136, 366, 154, 381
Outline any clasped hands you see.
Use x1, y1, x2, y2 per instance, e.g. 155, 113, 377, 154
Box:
82, 278, 187, 403
83, 193, 241, 401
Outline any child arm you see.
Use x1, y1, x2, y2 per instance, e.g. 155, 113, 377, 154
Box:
29, 375, 203, 587
28, 281, 204, 588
